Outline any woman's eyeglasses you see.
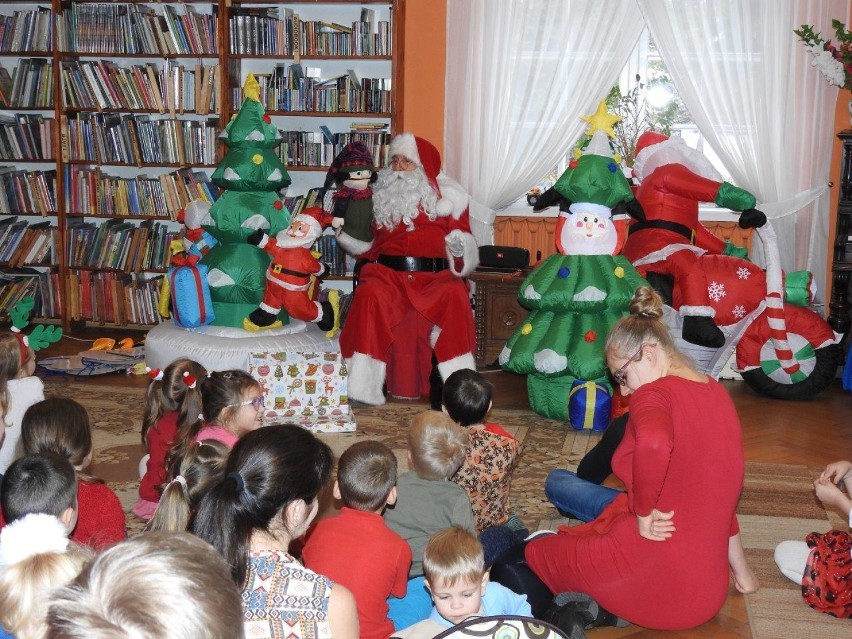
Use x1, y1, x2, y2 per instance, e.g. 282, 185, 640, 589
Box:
233, 396, 265, 410
612, 345, 645, 386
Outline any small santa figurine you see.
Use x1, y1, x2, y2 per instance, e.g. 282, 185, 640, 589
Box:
177, 199, 218, 257
323, 141, 377, 255
243, 207, 340, 337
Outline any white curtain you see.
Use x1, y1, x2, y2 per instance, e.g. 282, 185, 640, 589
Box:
637, 0, 848, 303
443, 0, 645, 245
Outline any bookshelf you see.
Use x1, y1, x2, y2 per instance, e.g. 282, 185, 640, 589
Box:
0, 0, 403, 328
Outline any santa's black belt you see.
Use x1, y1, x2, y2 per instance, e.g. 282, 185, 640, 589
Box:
376, 255, 448, 272
627, 219, 695, 243
271, 264, 310, 277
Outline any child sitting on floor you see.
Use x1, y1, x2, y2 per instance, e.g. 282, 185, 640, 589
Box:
775, 458, 852, 618
394, 526, 532, 638
0, 331, 44, 476
165, 369, 264, 478
303, 440, 411, 639
134, 358, 208, 520
144, 439, 228, 533
19, 398, 126, 550
442, 369, 524, 534
0, 454, 93, 639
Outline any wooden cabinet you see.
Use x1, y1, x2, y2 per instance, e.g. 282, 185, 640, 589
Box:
829, 131, 852, 341
469, 269, 529, 367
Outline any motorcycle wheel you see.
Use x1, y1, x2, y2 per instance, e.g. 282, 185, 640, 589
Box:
740, 343, 841, 400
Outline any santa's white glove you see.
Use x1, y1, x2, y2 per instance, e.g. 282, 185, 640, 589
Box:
445, 230, 466, 258
331, 217, 344, 229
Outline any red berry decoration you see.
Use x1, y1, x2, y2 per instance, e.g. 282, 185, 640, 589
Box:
263, 115, 271, 124
569, 160, 579, 169
273, 201, 283, 210
584, 330, 597, 342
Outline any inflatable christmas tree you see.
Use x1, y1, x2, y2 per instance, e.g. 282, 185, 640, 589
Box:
197, 74, 292, 327
500, 130, 647, 427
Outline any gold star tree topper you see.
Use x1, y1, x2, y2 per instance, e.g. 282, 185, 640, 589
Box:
581, 100, 621, 138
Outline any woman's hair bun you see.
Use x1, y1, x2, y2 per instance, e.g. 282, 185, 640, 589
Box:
629, 286, 664, 319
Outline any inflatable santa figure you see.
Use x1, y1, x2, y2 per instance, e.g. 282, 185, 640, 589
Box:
622, 131, 766, 347
243, 207, 340, 337
339, 133, 477, 406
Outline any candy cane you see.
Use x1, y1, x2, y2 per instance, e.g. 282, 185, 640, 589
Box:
757, 223, 800, 375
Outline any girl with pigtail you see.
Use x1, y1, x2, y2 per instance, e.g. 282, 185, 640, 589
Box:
165, 369, 264, 479
0, 331, 44, 476
144, 439, 228, 533
132, 358, 208, 521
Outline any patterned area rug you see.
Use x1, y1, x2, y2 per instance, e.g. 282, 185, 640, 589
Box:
739, 462, 850, 638
43, 379, 603, 536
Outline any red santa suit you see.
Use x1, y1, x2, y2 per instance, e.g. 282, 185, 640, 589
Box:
622, 132, 760, 326
338, 134, 478, 405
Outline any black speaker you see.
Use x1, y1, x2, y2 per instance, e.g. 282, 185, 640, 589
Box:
477, 245, 529, 272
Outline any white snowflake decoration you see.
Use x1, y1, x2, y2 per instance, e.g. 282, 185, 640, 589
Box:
708, 281, 727, 303
736, 267, 751, 280
732, 304, 747, 320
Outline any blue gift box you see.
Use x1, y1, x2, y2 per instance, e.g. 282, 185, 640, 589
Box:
567, 380, 611, 431
168, 255, 214, 328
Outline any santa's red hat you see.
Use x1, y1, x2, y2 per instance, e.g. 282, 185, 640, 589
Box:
296, 207, 333, 237
632, 131, 721, 183
389, 133, 442, 192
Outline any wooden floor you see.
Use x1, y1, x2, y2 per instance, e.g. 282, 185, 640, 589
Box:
39, 332, 852, 638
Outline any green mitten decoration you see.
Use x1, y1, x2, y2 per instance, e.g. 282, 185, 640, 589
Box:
722, 240, 749, 260
714, 182, 757, 211
784, 270, 814, 307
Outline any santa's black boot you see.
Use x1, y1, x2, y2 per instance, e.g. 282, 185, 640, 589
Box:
316, 290, 341, 337
244, 308, 279, 331
681, 315, 725, 348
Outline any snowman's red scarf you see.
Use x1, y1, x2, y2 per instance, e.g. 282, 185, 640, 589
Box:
333, 184, 373, 200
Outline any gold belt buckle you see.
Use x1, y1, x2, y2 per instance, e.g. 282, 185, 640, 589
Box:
272, 264, 283, 274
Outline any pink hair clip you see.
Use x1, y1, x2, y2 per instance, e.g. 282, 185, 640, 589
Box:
146, 367, 164, 382
182, 371, 197, 389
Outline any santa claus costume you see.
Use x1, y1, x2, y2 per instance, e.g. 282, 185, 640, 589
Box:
338, 133, 478, 405
244, 207, 340, 336
621, 132, 765, 347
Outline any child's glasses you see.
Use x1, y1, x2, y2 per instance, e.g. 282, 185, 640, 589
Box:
611, 345, 645, 387
233, 396, 265, 410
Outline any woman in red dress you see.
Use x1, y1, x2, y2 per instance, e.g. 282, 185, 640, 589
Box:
526, 286, 754, 631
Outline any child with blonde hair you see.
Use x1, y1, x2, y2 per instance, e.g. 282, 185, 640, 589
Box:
0, 331, 44, 475
395, 527, 531, 638
144, 439, 228, 533
45, 532, 243, 639
133, 358, 208, 520
0, 454, 94, 639
165, 369, 264, 477
18, 399, 126, 550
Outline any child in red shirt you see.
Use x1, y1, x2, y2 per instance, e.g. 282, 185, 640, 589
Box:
303, 441, 411, 639
443, 370, 523, 533
133, 358, 208, 520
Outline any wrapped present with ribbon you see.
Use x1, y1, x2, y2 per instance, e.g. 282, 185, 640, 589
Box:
567, 379, 611, 431
168, 253, 214, 328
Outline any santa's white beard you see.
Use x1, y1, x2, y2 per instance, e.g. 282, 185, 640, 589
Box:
274, 229, 320, 249
561, 219, 618, 255
372, 166, 438, 231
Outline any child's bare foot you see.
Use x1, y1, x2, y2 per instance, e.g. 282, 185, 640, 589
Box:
731, 566, 759, 594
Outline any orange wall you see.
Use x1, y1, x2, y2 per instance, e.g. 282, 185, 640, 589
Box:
400, 0, 446, 154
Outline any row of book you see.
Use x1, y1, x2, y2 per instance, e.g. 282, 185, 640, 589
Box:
57, 3, 217, 56
0, 270, 57, 320
64, 166, 220, 218
0, 218, 56, 267
279, 129, 390, 168
67, 269, 163, 326
0, 113, 53, 162
229, 8, 391, 57
2, 58, 52, 108
311, 233, 354, 277
282, 187, 325, 219
0, 7, 52, 53
0, 168, 56, 216
64, 114, 219, 167
67, 218, 177, 272
238, 69, 391, 114
61, 60, 220, 116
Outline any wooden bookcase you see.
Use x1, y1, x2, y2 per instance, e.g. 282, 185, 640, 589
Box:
0, 0, 404, 329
